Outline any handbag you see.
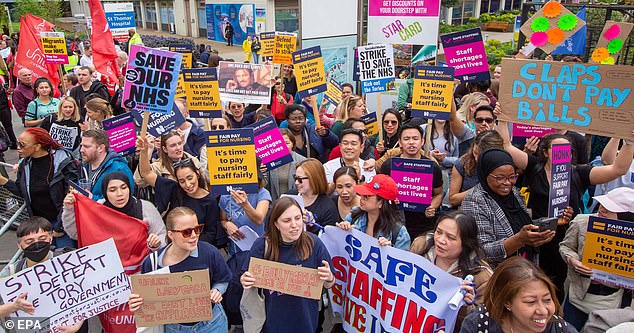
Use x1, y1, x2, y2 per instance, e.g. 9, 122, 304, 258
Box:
239, 241, 267, 333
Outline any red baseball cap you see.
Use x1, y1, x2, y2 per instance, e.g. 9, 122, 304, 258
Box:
354, 174, 398, 201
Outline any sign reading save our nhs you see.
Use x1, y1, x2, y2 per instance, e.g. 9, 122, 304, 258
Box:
104, 2, 136, 42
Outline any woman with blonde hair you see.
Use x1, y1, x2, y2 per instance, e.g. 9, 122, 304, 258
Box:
40, 96, 82, 151
331, 95, 365, 138
456, 92, 490, 127
80, 97, 113, 130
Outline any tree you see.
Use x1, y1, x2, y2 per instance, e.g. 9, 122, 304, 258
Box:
15, 0, 63, 24
442, 0, 459, 9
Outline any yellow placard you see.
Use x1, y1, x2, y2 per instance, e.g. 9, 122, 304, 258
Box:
273, 32, 297, 65
361, 112, 379, 137
40, 32, 68, 65
411, 66, 454, 119
260, 32, 275, 59
175, 74, 186, 98
206, 129, 258, 195
182, 53, 193, 68
183, 68, 221, 117
581, 216, 634, 279
293, 46, 327, 97
324, 79, 343, 105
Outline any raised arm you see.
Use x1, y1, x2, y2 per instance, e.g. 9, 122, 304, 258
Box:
137, 135, 158, 187
589, 140, 634, 185
449, 98, 465, 136
600, 137, 620, 165
494, 104, 529, 171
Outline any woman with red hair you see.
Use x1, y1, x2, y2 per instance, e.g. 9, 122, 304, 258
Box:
0, 127, 78, 248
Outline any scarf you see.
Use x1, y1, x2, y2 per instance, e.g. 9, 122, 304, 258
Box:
101, 171, 143, 220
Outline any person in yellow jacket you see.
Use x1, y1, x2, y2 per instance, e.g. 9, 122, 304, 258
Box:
128, 29, 143, 47
64, 50, 79, 73
242, 35, 252, 63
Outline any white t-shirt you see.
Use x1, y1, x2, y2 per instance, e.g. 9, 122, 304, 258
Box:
323, 158, 375, 183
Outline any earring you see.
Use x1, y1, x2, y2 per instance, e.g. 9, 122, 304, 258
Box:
506, 307, 511, 311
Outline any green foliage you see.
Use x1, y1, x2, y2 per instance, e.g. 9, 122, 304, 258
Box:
485, 39, 515, 71
439, 22, 479, 34
441, 0, 459, 9
15, 0, 63, 24
470, 11, 521, 24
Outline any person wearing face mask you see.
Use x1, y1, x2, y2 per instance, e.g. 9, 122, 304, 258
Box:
0, 217, 86, 332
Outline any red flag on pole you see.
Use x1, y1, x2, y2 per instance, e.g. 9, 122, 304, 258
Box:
88, 0, 121, 84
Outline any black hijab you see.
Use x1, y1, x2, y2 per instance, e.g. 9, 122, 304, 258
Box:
101, 172, 143, 220
476, 148, 532, 233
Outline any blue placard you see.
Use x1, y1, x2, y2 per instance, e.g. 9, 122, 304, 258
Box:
130, 103, 186, 138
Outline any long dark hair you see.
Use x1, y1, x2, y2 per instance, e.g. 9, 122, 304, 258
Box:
537, 133, 573, 165
419, 211, 486, 276
381, 108, 402, 138
351, 197, 402, 238
33, 77, 53, 98
430, 119, 453, 152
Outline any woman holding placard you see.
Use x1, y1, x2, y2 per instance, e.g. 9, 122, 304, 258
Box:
240, 197, 335, 333
129, 207, 232, 333
40, 96, 82, 152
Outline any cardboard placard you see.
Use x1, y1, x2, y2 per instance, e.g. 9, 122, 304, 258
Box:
411, 66, 454, 120
511, 124, 556, 147
260, 31, 275, 59
123, 45, 182, 114
250, 116, 293, 170
591, 21, 634, 64
130, 103, 186, 138
207, 128, 259, 195
582, 216, 634, 289
391, 158, 434, 212
358, 44, 395, 94
361, 112, 379, 137
248, 257, 324, 300
498, 58, 634, 140
519, 1, 586, 54
102, 113, 137, 156
130, 269, 212, 326
182, 67, 222, 118
367, 0, 441, 46
292, 46, 327, 99
273, 32, 297, 65
218, 61, 273, 104
324, 79, 343, 106
441, 28, 490, 82
169, 44, 194, 68
40, 31, 68, 65
549, 144, 571, 218
552, 7, 587, 55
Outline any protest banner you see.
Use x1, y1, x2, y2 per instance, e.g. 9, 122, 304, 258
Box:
391, 158, 434, 212
511, 124, 556, 147
102, 113, 137, 156
122, 44, 182, 114
131, 103, 186, 138
218, 61, 273, 104
104, 2, 135, 42
411, 66, 454, 120
320, 226, 463, 333
169, 44, 194, 68
248, 258, 323, 300
49, 123, 79, 150
175, 73, 186, 98
519, 1, 586, 54
590, 21, 633, 64
441, 28, 489, 82
40, 32, 68, 65
367, 0, 440, 45
499, 58, 634, 140
273, 32, 297, 65
549, 144, 571, 218
358, 44, 395, 94
0, 239, 130, 331
131, 269, 212, 326
207, 128, 259, 195
250, 116, 293, 170
260, 31, 275, 60
292, 46, 327, 99
361, 112, 379, 137
582, 216, 634, 289
182, 67, 222, 118
324, 79, 343, 105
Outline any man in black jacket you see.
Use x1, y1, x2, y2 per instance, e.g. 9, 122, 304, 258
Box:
70, 66, 111, 118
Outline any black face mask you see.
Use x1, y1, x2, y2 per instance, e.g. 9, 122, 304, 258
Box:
23, 241, 51, 262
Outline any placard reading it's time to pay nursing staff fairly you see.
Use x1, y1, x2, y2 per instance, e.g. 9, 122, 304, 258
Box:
168, 44, 194, 69
391, 158, 434, 212
548, 144, 571, 218
206, 128, 258, 196
182, 67, 222, 118
292, 46, 327, 99
411, 66, 454, 120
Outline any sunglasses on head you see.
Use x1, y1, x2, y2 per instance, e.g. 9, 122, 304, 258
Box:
211, 125, 226, 130
172, 157, 193, 169
475, 117, 495, 124
170, 224, 204, 238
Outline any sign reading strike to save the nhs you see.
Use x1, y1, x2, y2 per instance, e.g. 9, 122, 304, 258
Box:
320, 226, 463, 333
367, 0, 440, 45
499, 59, 634, 141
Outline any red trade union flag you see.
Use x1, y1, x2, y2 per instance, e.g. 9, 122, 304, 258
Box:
14, 14, 60, 94
89, 0, 121, 84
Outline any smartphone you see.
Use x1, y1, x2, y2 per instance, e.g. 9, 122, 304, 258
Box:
533, 217, 558, 232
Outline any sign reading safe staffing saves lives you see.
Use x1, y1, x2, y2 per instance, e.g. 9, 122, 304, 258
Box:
207, 128, 258, 195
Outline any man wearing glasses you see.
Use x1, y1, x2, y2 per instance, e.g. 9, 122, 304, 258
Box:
449, 101, 497, 156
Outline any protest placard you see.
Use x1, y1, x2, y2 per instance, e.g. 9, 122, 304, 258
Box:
391, 158, 434, 212
102, 113, 137, 156
273, 32, 297, 65
248, 258, 323, 300
411, 66, 454, 120
104, 2, 135, 42
441, 28, 489, 82
49, 123, 79, 150
590, 21, 633, 64
499, 58, 634, 140
250, 116, 293, 170
549, 144, 571, 218
40, 32, 68, 65
260, 32, 275, 60
292, 46, 327, 99
0, 239, 130, 331
169, 44, 194, 68
324, 79, 343, 105
123, 45, 182, 114
131, 103, 186, 138
182, 67, 222, 118
367, 0, 440, 45
218, 61, 273, 104
511, 124, 556, 147
361, 112, 379, 137
582, 216, 634, 289
207, 128, 259, 195
131, 269, 212, 326
320, 226, 463, 333
175, 73, 186, 98
357, 44, 395, 94
519, 1, 586, 54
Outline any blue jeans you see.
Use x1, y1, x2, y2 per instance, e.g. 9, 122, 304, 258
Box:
51, 217, 75, 249
563, 296, 589, 331
165, 303, 228, 333
251, 53, 259, 64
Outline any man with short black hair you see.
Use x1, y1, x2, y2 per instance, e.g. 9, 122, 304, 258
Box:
285, 104, 338, 163
226, 101, 256, 128
69, 66, 110, 116
323, 128, 376, 183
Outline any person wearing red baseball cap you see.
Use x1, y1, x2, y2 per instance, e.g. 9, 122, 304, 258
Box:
335, 174, 411, 250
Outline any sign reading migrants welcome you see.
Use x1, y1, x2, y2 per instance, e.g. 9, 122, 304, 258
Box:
499, 58, 634, 140
320, 226, 463, 333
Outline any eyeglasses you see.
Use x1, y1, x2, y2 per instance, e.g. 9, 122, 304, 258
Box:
211, 125, 226, 130
383, 120, 398, 125
475, 117, 495, 124
172, 158, 193, 169
288, 117, 306, 122
17, 141, 30, 149
170, 224, 204, 238
488, 173, 519, 184
293, 175, 310, 183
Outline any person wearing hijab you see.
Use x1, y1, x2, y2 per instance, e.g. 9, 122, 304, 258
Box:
461, 148, 555, 268
62, 171, 167, 250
